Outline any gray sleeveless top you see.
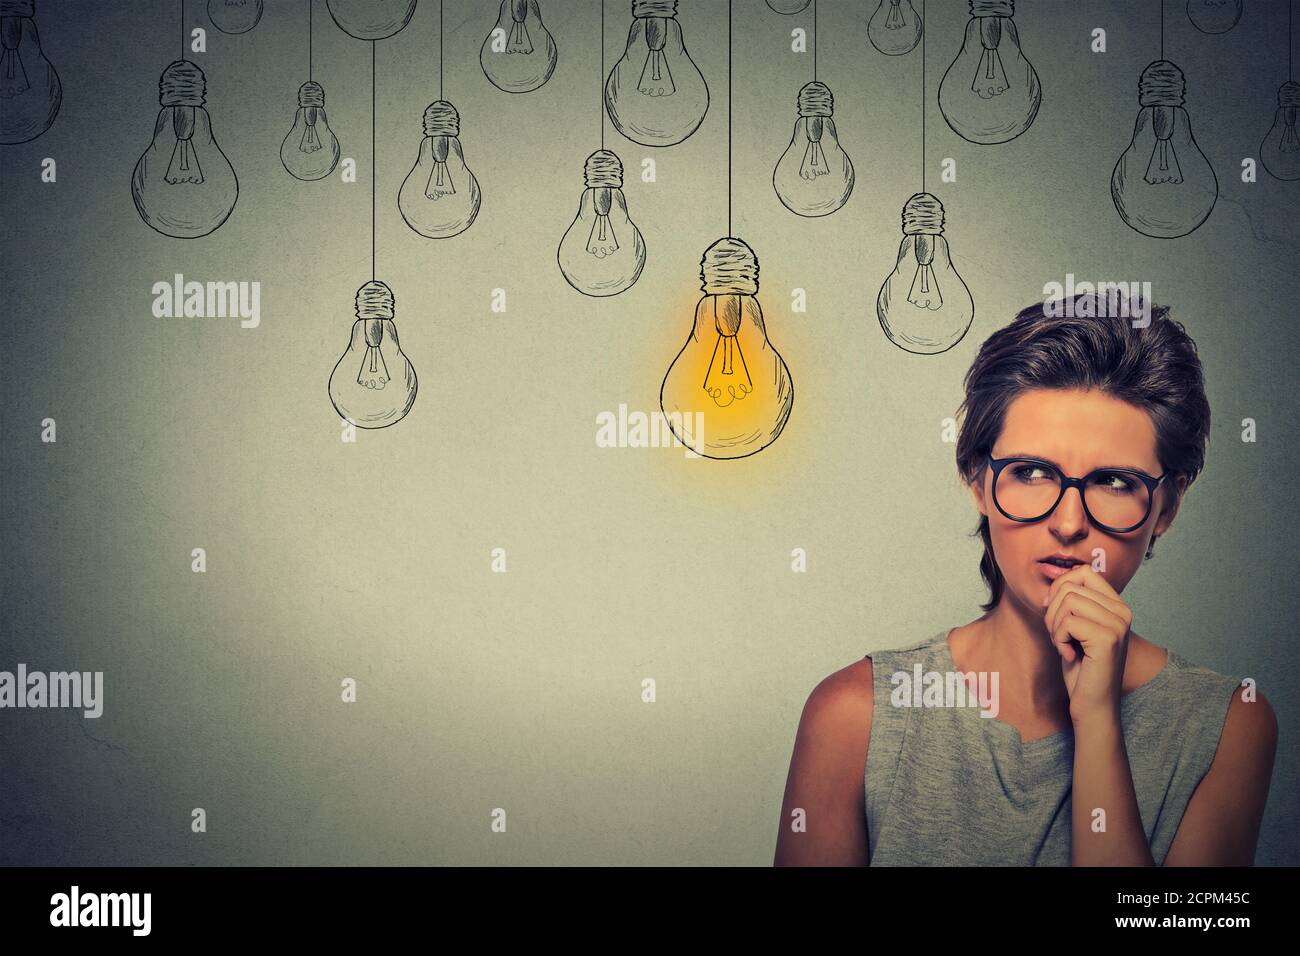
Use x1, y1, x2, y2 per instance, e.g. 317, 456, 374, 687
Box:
864, 631, 1243, 866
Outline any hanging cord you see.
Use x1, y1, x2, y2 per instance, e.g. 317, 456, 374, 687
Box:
371, 41, 376, 281
439, 0, 444, 100
813, 0, 817, 82
728, 0, 732, 237
309, 0, 313, 80
921, 0, 926, 193
180, 0, 185, 58
600, 0, 605, 148
1160, 0, 1164, 59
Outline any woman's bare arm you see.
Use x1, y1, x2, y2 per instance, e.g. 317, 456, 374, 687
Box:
1162, 688, 1277, 866
773, 658, 875, 866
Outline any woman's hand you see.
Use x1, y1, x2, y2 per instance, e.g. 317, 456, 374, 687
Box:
1043, 564, 1134, 725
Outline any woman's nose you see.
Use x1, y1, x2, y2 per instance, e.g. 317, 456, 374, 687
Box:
1049, 485, 1090, 536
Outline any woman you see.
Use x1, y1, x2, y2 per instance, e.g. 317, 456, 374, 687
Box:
775, 294, 1277, 866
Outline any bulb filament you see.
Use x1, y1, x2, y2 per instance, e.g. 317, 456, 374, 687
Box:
586, 214, 618, 257
299, 113, 322, 153
0, 45, 29, 97
703, 332, 753, 408
165, 107, 205, 184
507, 19, 533, 54
425, 160, 455, 199
800, 139, 827, 180
638, 49, 675, 97
972, 48, 1009, 99
165, 138, 203, 185
1280, 110, 1298, 152
885, 0, 905, 29
358, 345, 390, 389
1144, 137, 1184, 185
906, 236, 943, 310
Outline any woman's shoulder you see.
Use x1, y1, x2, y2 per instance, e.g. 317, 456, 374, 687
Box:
1126, 634, 1276, 762
801, 657, 875, 733
1131, 632, 1244, 698
796, 632, 952, 748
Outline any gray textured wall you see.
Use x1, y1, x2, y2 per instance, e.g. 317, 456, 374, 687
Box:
0, 0, 1295, 865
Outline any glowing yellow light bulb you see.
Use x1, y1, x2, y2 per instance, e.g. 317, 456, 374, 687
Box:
660, 238, 793, 460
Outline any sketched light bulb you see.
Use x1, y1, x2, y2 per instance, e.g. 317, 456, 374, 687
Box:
208, 0, 263, 35
1259, 80, 1300, 182
1111, 60, 1217, 238
773, 81, 854, 217
660, 238, 793, 460
0, 0, 61, 145
480, 0, 557, 94
1186, 0, 1241, 34
327, 0, 417, 40
557, 150, 646, 296
877, 193, 973, 354
398, 100, 481, 238
766, 0, 811, 13
867, 0, 922, 56
938, 0, 1040, 145
605, 0, 708, 147
281, 81, 341, 181
329, 281, 417, 429
131, 60, 238, 239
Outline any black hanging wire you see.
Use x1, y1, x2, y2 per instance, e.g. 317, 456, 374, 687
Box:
439, 0, 444, 100
180, 0, 185, 58
1160, 0, 1164, 59
921, 0, 926, 194
813, 0, 817, 81
600, 0, 605, 149
728, 0, 733, 237
309, 0, 313, 80
371, 41, 376, 281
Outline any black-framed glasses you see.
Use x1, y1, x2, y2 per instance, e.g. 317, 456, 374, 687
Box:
986, 454, 1171, 534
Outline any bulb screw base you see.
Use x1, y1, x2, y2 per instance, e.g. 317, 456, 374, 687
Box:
0, 0, 35, 18
1138, 60, 1187, 108
902, 193, 945, 236
356, 281, 395, 320
700, 238, 759, 296
423, 101, 460, 137
1278, 81, 1300, 108
298, 80, 325, 108
584, 149, 624, 188
632, 0, 677, 18
970, 0, 1013, 17
160, 60, 207, 107
797, 81, 833, 118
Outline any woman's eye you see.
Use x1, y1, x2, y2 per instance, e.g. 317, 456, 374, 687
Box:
1091, 472, 1139, 494
1012, 464, 1051, 482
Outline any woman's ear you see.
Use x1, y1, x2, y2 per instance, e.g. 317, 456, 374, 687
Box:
969, 471, 988, 517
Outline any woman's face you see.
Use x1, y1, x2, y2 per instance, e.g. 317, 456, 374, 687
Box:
970, 387, 1188, 614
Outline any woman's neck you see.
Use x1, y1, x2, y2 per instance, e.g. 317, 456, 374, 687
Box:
959, 597, 1071, 715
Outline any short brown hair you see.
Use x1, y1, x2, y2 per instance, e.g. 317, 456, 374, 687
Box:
955, 294, 1211, 611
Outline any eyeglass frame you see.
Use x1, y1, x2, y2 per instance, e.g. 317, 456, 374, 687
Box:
985, 454, 1172, 534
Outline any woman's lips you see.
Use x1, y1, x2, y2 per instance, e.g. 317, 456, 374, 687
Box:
1038, 560, 1080, 580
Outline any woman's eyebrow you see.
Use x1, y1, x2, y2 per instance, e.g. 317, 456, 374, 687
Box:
999, 451, 1153, 474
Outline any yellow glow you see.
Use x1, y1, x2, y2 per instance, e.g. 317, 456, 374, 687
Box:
661, 294, 793, 459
